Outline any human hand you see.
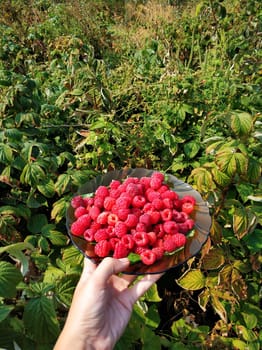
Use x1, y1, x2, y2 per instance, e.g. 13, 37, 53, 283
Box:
54, 257, 163, 350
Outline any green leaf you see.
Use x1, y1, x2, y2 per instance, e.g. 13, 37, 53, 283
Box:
241, 312, 257, 329
189, 167, 215, 192
55, 173, 71, 195
211, 167, 231, 187
41, 224, 68, 246
183, 140, 201, 159
38, 236, 50, 252
176, 269, 206, 290
229, 111, 253, 137
51, 197, 68, 223
37, 178, 55, 198
0, 261, 23, 298
0, 305, 14, 322
142, 284, 161, 302
23, 296, 60, 343
62, 246, 84, 266
216, 149, 247, 177
55, 275, 79, 307
232, 339, 248, 350
27, 214, 48, 234
202, 247, 225, 270
247, 158, 261, 183
233, 207, 256, 239
20, 162, 46, 186
243, 229, 262, 253
0, 143, 13, 164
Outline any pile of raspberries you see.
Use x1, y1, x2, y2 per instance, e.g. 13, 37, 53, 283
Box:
70, 172, 196, 266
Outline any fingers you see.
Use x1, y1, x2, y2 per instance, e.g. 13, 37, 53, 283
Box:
78, 257, 97, 284
94, 257, 130, 287
128, 273, 164, 304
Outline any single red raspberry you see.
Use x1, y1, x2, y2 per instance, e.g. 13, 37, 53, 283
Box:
172, 233, 187, 248
116, 196, 131, 209
152, 247, 164, 260
136, 222, 147, 232
94, 228, 109, 242
97, 211, 109, 225
163, 198, 174, 209
133, 231, 149, 247
152, 198, 164, 210
126, 183, 141, 197
71, 221, 86, 236
121, 234, 135, 250
131, 207, 142, 218
83, 228, 95, 241
83, 197, 93, 207
182, 202, 195, 214
71, 195, 84, 209
113, 241, 129, 258
161, 190, 178, 201
181, 195, 196, 206
95, 186, 109, 198
143, 202, 154, 212
161, 208, 173, 221
107, 213, 118, 226
116, 208, 130, 221
125, 214, 138, 228
132, 195, 146, 208
154, 223, 165, 237
147, 231, 157, 245
140, 250, 157, 265
163, 235, 178, 252
146, 189, 161, 202
158, 185, 169, 193
173, 211, 188, 223
89, 206, 101, 220
94, 196, 104, 208
90, 221, 101, 231
103, 196, 116, 211
94, 240, 111, 257
177, 223, 190, 234
150, 177, 162, 190
173, 199, 182, 210
139, 176, 151, 190
124, 177, 139, 185
185, 218, 195, 230
109, 189, 121, 199
114, 221, 128, 238
149, 211, 161, 224
163, 221, 178, 234
134, 246, 147, 255
152, 171, 165, 182
139, 213, 151, 227
109, 237, 120, 249
110, 180, 121, 190
74, 206, 88, 218
77, 214, 92, 228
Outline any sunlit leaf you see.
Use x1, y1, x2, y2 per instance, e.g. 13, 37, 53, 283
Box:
230, 111, 253, 137
0, 143, 13, 164
55, 173, 71, 195
202, 247, 225, 270
241, 312, 257, 329
55, 275, 79, 307
210, 294, 227, 322
176, 269, 206, 290
198, 289, 210, 312
189, 167, 215, 192
37, 178, 55, 198
142, 284, 161, 302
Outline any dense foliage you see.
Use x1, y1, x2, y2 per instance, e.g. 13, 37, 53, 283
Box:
0, 0, 261, 349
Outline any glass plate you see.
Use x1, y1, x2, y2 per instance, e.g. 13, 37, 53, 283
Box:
66, 168, 211, 275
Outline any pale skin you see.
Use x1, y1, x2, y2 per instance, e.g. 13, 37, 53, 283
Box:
54, 257, 163, 350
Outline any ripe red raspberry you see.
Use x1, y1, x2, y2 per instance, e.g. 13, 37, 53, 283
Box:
139, 176, 151, 190
103, 196, 116, 211
95, 186, 109, 198
90, 221, 101, 231
136, 222, 147, 232
116, 208, 130, 221
131, 207, 142, 218
116, 196, 131, 209
107, 213, 118, 226
126, 183, 141, 197
182, 202, 195, 214
152, 171, 165, 182
150, 177, 162, 190
121, 234, 135, 250
109, 189, 121, 199
177, 223, 190, 234
109, 237, 120, 249
161, 190, 178, 201
133, 231, 149, 247
134, 246, 147, 255
77, 213, 91, 228
163, 235, 178, 252
152, 247, 164, 260
114, 221, 128, 238
185, 218, 195, 230
132, 195, 146, 208
140, 250, 157, 265
125, 214, 138, 228
71, 221, 86, 236
94, 240, 111, 257
124, 177, 139, 185
97, 211, 109, 225
139, 213, 151, 227
173, 211, 188, 223
181, 195, 196, 206
147, 231, 157, 245
146, 189, 161, 202
71, 195, 84, 208
163, 221, 178, 234
94, 196, 104, 208
158, 185, 169, 193
143, 203, 154, 212
149, 211, 161, 224
161, 208, 173, 221
163, 198, 174, 209
94, 228, 109, 242
83, 228, 95, 241
113, 241, 129, 258
152, 198, 164, 210
173, 233, 187, 248
89, 206, 101, 220
154, 223, 165, 237
74, 206, 88, 218
110, 180, 121, 190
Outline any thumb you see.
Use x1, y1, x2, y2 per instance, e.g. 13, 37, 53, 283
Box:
94, 257, 130, 286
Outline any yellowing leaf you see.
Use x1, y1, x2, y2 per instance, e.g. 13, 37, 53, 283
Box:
230, 111, 253, 137
176, 269, 206, 290
210, 294, 227, 322
202, 247, 225, 270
